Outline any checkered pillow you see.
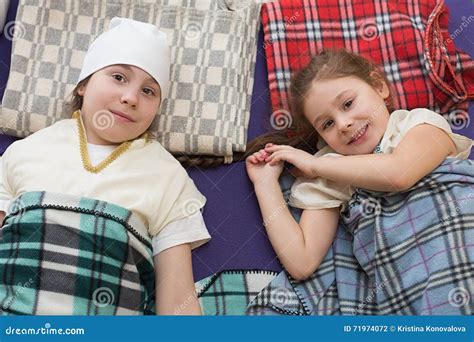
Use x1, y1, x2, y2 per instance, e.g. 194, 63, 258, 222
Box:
0, 0, 261, 162
261, 0, 474, 128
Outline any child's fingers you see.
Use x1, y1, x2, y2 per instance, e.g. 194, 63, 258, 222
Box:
266, 151, 280, 162
252, 151, 268, 163
246, 155, 257, 164
268, 152, 284, 165
264, 145, 277, 152
269, 151, 293, 166
265, 150, 281, 162
264, 144, 290, 153
257, 149, 270, 160
251, 151, 264, 163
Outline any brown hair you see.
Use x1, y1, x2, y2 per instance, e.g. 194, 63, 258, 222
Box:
244, 49, 394, 158
70, 77, 90, 113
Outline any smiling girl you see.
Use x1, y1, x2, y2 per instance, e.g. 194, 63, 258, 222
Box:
0, 18, 210, 315
244, 50, 472, 303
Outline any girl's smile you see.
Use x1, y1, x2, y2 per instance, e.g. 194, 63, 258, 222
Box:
110, 109, 135, 123
348, 123, 369, 145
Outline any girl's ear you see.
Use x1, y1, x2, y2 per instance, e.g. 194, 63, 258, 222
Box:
370, 71, 390, 100
378, 81, 390, 100
77, 84, 86, 96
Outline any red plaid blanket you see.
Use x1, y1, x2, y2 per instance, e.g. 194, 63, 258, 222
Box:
261, 0, 474, 126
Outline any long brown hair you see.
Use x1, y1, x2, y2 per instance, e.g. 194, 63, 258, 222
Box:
244, 49, 394, 158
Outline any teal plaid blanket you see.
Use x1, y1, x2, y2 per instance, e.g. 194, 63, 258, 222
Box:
196, 270, 278, 315
248, 159, 474, 315
0, 192, 155, 315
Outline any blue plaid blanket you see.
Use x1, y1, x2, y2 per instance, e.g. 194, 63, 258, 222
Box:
0, 192, 155, 315
248, 159, 474, 315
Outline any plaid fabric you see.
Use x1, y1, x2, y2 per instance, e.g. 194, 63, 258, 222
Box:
0, 0, 261, 162
261, 0, 474, 126
246, 271, 307, 315
426, 2, 474, 113
0, 191, 155, 315
248, 159, 474, 315
196, 269, 277, 315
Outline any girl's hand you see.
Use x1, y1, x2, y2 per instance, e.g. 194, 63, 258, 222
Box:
264, 144, 318, 179
246, 144, 284, 185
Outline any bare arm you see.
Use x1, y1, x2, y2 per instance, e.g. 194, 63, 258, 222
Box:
267, 124, 456, 192
254, 179, 340, 281
154, 243, 201, 315
313, 124, 455, 191
0, 211, 5, 224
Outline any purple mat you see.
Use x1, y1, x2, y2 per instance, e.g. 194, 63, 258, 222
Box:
0, 0, 473, 281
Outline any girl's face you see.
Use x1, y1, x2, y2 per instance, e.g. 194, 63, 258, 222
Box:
303, 75, 390, 155
77, 64, 162, 145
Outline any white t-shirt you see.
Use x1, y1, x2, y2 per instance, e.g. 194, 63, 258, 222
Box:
0, 119, 211, 255
289, 108, 473, 210
86, 143, 210, 256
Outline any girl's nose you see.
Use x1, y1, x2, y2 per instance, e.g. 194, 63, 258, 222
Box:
337, 117, 353, 132
120, 88, 139, 108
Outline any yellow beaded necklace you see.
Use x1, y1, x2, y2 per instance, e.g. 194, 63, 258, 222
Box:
73, 110, 147, 174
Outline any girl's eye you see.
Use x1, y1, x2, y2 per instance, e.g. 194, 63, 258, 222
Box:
343, 99, 353, 110
142, 88, 155, 96
322, 119, 334, 130
112, 74, 125, 82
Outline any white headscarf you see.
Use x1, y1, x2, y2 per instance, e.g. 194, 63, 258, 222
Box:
78, 17, 170, 104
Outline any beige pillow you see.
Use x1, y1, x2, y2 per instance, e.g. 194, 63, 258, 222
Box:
0, 0, 261, 162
